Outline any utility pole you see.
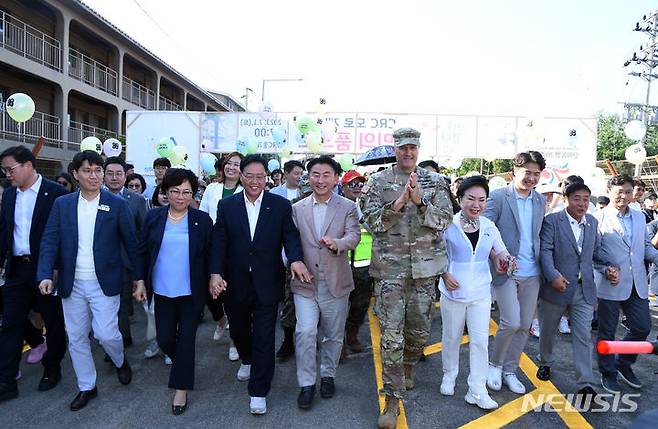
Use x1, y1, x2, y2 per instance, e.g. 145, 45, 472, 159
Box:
240, 87, 254, 111
623, 11, 658, 176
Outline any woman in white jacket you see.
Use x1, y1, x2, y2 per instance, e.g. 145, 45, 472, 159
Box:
439, 175, 514, 410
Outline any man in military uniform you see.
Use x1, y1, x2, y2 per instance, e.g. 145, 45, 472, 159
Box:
360, 128, 453, 429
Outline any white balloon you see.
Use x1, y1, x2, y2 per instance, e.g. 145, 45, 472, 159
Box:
624, 120, 647, 141
103, 138, 122, 157
80, 136, 102, 154
259, 101, 274, 120
625, 143, 647, 165
448, 157, 463, 170
483, 153, 496, 162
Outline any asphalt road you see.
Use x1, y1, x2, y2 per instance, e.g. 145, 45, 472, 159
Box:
2, 301, 658, 429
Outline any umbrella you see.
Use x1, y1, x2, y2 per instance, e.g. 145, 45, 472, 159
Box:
354, 145, 396, 166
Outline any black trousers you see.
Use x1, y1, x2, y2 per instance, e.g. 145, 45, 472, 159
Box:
0, 260, 66, 385
225, 285, 278, 397
118, 268, 133, 341
207, 293, 225, 322
155, 294, 201, 390
597, 287, 651, 377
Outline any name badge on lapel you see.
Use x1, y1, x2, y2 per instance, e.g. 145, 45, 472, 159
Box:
98, 204, 110, 212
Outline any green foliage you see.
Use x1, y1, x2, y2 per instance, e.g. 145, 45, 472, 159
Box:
443, 158, 513, 176
596, 113, 658, 161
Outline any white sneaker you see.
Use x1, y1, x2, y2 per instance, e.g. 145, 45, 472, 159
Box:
529, 319, 540, 338
164, 355, 173, 365
558, 316, 571, 334
237, 364, 251, 381
440, 377, 455, 396
229, 346, 239, 361
503, 372, 526, 394
486, 364, 502, 391
144, 340, 160, 359
465, 389, 499, 410
213, 322, 226, 341
250, 396, 267, 414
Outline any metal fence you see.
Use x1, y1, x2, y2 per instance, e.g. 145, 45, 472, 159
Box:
0, 11, 61, 71
68, 48, 118, 96
122, 76, 156, 109
1, 109, 62, 148
159, 95, 181, 111
67, 120, 119, 151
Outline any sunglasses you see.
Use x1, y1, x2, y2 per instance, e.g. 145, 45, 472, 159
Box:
348, 182, 364, 189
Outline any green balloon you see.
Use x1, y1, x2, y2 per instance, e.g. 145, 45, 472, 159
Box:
156, 138, 174, 158
246, 137, 259, 155
295, 117, 320, 135
338, 154, 353, 172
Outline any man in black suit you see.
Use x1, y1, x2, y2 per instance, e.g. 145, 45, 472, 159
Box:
103, 156, 147, 346
0, 145, 68, 402
210, 154, 312, 415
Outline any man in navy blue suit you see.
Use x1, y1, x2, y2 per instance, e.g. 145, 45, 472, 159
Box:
37, 150, 138, 411
210, 154, 312, 415
0, 146, 68, 402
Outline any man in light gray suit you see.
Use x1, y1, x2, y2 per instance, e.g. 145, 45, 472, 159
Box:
594, 174, 658, 394
104, 157, 148, 346
270, 160, 304, 202
483, 151, 545, 395
537, 182, 600, 396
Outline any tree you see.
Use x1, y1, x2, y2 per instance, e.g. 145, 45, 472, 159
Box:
596, 112, 658, 161
443, 158, 513, 176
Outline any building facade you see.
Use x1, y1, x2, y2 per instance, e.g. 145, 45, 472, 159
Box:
0, 0, 244, 176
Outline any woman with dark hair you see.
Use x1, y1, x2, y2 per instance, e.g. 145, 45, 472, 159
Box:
150, 184, 169, 208
438, 175, 514, 410
199, 151, 243, 358
126, 173, 147, 195
55, 172, 76, 193
133, 168, 213, 415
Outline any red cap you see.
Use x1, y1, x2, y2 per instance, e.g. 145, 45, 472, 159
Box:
341, 170, 365, 185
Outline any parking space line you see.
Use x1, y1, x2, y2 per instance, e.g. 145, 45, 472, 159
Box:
368, 304, 409, 429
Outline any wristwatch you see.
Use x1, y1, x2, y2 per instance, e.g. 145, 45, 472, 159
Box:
417, 195, 429, 208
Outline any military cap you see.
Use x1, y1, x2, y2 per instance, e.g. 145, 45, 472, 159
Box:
392, 128, 421, 147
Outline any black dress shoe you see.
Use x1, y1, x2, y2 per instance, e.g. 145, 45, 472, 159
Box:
123, 336, 133, 347
117, 358, 132, 385
297, 385, 316, 409
38, 371, 62, 391
536, 366, 551, 381
172, 402, 188, 415
70, 387, 98, 411
0, 382, 18, 403
577, 386, 597, 399
320, 377, 335, 398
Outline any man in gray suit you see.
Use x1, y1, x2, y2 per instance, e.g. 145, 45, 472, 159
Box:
104, 157, 148, 346
593, 174, 658, 394
484, 151, 545, 395
537, 182, 600, 396
270, 160, 304, 202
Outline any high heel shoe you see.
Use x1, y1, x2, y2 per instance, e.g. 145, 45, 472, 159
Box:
172, 393, 188, 415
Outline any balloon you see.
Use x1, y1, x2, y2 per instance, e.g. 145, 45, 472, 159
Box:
281, 146, 292, 157
246, 137, 259, 155
306, 131, 322, 153
103, 138, 122, 157
590, 167, 606, 180
295, 117, 319, 135
5, 93, 35, 123
338, 154, 353, 172
483, 153, 496, 162
200, 152, 217, 174
258, 101, 274, 120
272, 126, 287, 147
625, 143, 647, 165
170, 145, 188, 165
464, 171, 480, 177
321, 122, 337, 144
624, 120, 647, 141
156, 138, 174, 158
488, 176, 507, 190
268, 159, 280, 172
236, 137, 249, 155
80, 136, 102, 154
447, 157, 463, 170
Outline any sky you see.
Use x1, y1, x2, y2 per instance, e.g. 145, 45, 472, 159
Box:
82, 0, 658, 118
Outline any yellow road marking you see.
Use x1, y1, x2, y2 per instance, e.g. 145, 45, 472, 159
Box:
368, 304, 408, 429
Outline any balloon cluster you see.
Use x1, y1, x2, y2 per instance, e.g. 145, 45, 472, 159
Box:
80, 136, 122, 157
154, 137, 188, 166
200, 152, 217, 175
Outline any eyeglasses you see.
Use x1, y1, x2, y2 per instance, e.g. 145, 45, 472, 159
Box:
154, 166, 168, 172
168, 189, 194, 198
57, 180, 70, 186
127, 183, 141, 190
225, 162, 241, 168
104, 171, 125, 178
242, 174, 267, 182
1, 163, 22, 175
348, 182, 364, 189
78, 168, 103, 177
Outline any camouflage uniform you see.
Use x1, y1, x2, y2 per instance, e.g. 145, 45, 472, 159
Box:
361, 161, 452, 399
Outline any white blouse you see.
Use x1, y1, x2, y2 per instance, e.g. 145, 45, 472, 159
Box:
440, 212, 507, 302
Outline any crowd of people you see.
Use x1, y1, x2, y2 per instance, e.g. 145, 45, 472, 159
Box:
0, 126, 656, 428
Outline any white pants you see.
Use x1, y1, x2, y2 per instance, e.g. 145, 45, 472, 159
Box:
294, 281, 349, 387
440, 294, 491, 394
61, 278, 124, 390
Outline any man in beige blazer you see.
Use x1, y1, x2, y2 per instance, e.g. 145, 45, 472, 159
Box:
291, 156, 361, 410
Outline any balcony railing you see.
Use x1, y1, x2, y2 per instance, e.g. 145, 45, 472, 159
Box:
68, 48, 118, 96
67, 120, 119, 151
122, 76, 156, 109
0, 11, 61, 71
1, 109, 62, 149
159, 95, 181, 111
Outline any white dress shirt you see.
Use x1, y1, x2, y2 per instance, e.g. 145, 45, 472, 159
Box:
13, 174, 42, 256
566, 211, 587, 253
286, 187, 298, 202
244, 191, 264, 240
75, 192, 100, 280
312, 195, 330, 240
